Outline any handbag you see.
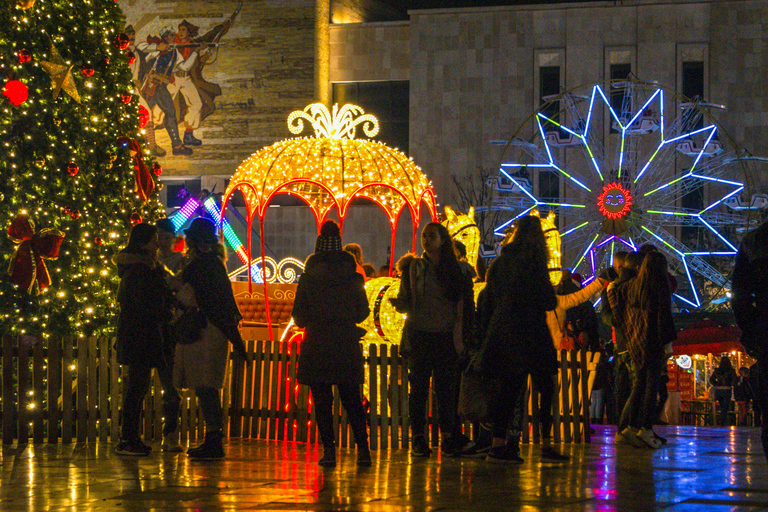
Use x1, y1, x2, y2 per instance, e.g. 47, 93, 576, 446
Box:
172, 306, 207, 344
458, 359, 497, 423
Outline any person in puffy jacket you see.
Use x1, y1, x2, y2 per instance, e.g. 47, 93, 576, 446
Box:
293, 220, 372, 468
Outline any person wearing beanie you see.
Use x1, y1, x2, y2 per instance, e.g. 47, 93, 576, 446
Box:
173, 217, 249, 459
293, 219, 372, 467
156, 218, 185, 275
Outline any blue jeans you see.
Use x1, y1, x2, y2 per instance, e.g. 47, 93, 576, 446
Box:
590, 389, 605, 421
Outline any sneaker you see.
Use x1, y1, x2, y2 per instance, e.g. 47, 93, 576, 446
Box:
621, 427, 647, 449
462, 437, 493, 457
150, 145, 167, 157
116, 439, 151, 456
653, 431, 668, 445
162, 430, 183, 453
411, 435, 432, 457
486, 445, 524, 464
614, 431, 628, 445
540, 446, 569, 462
172, 144, 193, 156
637, 428, 662, 449
183, 131, 202, 146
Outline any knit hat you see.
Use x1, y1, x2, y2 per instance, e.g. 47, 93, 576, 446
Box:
183, 217, 217, 245
315, 219, 342, 252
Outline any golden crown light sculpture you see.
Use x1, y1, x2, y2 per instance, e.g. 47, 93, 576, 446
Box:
221, 103, 437, 340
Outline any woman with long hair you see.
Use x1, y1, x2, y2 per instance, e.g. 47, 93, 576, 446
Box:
173, 218, 248, 459
113, 223, 169, 455
608, 251, 676, 448
293, 220, 372, 467
394, 222, 474, 457
476, 215, 565, 462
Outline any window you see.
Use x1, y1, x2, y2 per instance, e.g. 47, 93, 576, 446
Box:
610, 63, 632, 130
539, 66, 560, 199
332, 81, 409, 154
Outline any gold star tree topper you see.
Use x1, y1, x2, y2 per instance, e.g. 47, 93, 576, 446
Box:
39, 42, 80, 102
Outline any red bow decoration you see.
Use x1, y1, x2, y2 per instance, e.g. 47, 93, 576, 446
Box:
117, 137, 155, 202
7, 214, 65, 295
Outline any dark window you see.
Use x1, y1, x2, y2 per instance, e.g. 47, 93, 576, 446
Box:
610, 63, 632, 130
539, 170, 559, 200
165, 179, 201, 208
682, 61, 704, 100
681, 60, 705, 242
539, 66, 561, 200
332, 81, 409, 154
539, 66, 560, 122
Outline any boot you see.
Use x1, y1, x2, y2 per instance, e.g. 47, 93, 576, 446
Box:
318, 444, 336, 467
183, 130, 202, 146
357, 443, 372, 467
187, 430, 224, 459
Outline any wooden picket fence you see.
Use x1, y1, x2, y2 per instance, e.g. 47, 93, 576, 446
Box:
0, 335, 600, 447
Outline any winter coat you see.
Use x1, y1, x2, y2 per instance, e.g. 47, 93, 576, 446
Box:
733, 377, 753, 402
732, 221, 768, 358
292, 251, 370, 385
476, 243, 558, 377
113, 251, 168, 367
601, 266, 637, 353
710, 365, 738, 388
173, 248, 245, 390
546, 278, 606, 349
607, 277, 677, 368
395, 253, 475, 350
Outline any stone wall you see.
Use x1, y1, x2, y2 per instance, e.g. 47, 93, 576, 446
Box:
117, 0, 316, 179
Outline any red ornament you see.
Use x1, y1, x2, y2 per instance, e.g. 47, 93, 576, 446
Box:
93, 237, 103, 246
81, 65, 94, 77
66, 162, 79, 177
121, 93, 132, 104
18, 49, 31, 64
137, 105, 149, 128
151, 162, 162, 176
61, 206, 70, 215
70, 210, 80, 220
2, 80, 28, 106
114, 33, 130, 51
130, 213, 142, 225
126, 51, 136, 65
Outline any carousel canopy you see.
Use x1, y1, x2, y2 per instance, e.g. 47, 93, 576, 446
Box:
222, 103, 436, 227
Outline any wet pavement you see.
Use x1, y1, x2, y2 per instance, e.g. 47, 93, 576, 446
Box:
1, 426, 766, 511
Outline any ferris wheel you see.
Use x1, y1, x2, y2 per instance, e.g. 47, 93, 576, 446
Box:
489, 79, 768, 309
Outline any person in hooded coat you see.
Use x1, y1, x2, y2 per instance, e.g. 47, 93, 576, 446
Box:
173, 217, 248, 459
113, 223, 171, 455
293, 219, 372, 468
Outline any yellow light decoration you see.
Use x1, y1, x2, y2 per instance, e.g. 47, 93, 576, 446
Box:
442, 206, 480, 270
531, 208, 563, 286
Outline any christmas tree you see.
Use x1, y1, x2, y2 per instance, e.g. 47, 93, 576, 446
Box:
0, 0, 163, 340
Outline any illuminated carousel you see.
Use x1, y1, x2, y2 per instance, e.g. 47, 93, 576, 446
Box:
221, 103, 437, 340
